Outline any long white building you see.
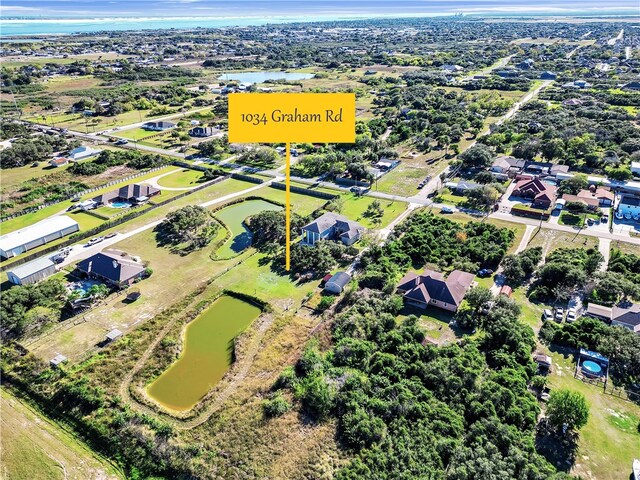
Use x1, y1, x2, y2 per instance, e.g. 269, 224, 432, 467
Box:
0, 215, 79, 259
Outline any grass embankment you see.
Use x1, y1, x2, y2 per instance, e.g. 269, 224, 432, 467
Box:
0, 389, 123, 480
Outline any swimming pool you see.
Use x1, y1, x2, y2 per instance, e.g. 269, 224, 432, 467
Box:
110, 201, 131, 209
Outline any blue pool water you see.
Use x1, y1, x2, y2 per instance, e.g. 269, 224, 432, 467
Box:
582, 360, 602, 376
218, 71, 314, 84
110, 201, 131, 209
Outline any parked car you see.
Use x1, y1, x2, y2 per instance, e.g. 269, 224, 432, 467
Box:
555, 308, 564, 322
71, 196, 80, 202
566, 308, 577, 323
66, 204, 78, 211
441, 206, 454, 214
477, 269, 494, 277
115, 139, 129, 145
542, 309, 553, 322
105, 232, 118, 239
417, 182, 425, 189
601, 214, 608, 223
86, 237, 104, 246
31, 161, 39, 167
586, 218, 594, 226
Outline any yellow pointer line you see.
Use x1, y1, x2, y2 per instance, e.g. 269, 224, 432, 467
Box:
285, 142, 291, 271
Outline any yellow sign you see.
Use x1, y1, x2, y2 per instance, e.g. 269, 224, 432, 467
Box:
228, 93, 356, 143
227, 92, 356, 271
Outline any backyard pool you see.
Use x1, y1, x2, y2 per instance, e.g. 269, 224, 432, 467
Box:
67, 279, 102, 297
110, 201, 131, 209
214, 199, 283, 258
218, 71, 315, 84
146, 295, 262, 411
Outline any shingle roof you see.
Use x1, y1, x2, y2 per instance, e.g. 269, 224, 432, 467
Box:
77, 250, 145, 283
612, 304, 640, 329
398, 269, 474, 306
302, 212, 363, 236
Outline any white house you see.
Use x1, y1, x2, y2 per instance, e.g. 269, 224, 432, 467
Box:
631, 161, 640, 176
69, 146, 102, 161
617, 195, 640, 220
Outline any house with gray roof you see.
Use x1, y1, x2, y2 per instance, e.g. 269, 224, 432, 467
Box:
397, 268, 475, 312
77, 250, 146, 287
301, 212, 364, 246
92, 183, 160, 206
142, 120, 176, 131
490, 156, 526, 176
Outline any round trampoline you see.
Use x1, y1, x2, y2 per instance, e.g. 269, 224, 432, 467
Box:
582, 360, 602, 377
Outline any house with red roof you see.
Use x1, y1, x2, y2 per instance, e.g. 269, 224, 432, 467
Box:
512, 177, 557, 209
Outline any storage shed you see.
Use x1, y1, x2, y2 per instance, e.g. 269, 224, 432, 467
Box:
105, 329, 123, 342
324, 272, 351, 294
0, 216, 79, 259
50, 354, 68, 367
7, 257, 57, 285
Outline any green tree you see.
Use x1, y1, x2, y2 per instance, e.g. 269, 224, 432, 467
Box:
546, 389, 589, 433
459, 144, 494, 168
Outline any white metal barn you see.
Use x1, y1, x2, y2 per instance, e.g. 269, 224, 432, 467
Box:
0, 216, 79, 259
6, 256, 57, 285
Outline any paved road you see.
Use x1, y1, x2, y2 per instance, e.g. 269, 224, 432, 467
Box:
489, 212, 640, 245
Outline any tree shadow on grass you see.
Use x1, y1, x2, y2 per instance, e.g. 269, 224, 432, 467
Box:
535, 419, 579, 473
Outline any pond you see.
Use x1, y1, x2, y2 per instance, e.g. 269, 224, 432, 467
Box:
146, 295, 262, 411
218, 71, 315, 84
215, 199, 283, 258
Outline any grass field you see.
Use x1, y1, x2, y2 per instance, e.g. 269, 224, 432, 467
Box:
527, 229, 599, 256
0, 389, 122, 480
340, 195, 407, 228
157, 168, 207, 188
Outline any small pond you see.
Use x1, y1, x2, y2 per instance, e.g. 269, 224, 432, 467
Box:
215, 199, 283, 258
146, 295, 261, 411
218, 71, 315, 84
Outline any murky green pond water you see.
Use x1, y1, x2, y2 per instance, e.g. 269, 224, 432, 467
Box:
147, 295, 261, 411
215, 199, 282, 257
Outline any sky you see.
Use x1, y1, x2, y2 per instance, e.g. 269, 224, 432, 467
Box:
1, 0, 638, 18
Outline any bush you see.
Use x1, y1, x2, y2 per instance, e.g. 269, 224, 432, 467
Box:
317, 295, 334, 311
263, 393, 291, 418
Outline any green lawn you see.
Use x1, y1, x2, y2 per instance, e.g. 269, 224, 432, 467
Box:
157, 169, 207, 188
340, 195, 407, 228
217, 252, 319, 308
242, 187, 328, 217
114, 127, 160, 141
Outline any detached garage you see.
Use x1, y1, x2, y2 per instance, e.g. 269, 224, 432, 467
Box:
7, 257, 57, 285
0, 215, 79, 259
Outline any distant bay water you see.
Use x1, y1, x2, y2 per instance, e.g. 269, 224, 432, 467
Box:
1, 9, 638, 38
1, 14, 403, 37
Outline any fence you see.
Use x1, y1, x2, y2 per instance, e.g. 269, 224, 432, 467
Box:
0, 175, 229, 273
172, 160, 224, 174
230, 173, 264, 184
269, 182, 338, 200
0, 165, 169, 223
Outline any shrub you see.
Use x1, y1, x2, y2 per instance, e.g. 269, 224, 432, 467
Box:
263, 393, 291, 418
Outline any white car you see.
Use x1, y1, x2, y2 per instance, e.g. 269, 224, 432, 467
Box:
86, 237, 104, 246
566, 308, 578, 323
542, 309, 553, 322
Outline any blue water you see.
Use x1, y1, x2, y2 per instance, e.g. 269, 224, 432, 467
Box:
219, 71, 314, 84
110, 201, 131, 208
